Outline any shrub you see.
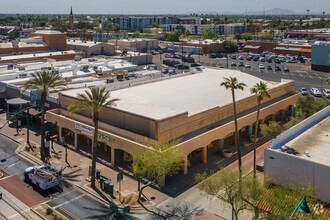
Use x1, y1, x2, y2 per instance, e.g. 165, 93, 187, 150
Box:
260, 121, 284, 140
46, 208, 53, 215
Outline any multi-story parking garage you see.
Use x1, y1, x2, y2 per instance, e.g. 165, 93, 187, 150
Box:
46, 68, 301, 185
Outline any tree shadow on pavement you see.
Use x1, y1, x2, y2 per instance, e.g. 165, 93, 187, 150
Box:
83, 206, 135, 220
146, 201, 196, 220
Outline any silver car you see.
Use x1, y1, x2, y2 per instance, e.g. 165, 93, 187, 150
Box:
323, 89, 330, 98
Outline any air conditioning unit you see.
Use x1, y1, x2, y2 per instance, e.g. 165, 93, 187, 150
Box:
18, 73, 28, 78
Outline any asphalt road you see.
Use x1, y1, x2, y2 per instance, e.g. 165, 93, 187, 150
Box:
0, 134, 34, 176
0, 134, 134, 219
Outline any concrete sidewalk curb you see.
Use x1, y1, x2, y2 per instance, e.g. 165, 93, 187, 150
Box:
30, 207, 46, 220
15, 142, 43, 166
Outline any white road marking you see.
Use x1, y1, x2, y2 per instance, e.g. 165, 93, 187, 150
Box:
306, 72, 313, 78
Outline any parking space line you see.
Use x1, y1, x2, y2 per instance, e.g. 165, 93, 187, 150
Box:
306, 72, 313, 78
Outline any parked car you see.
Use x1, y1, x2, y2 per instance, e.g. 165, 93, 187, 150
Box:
245, 56, 251, 61
252, 56, 259, 61
190, 63, 201, 67
162, 68, 168, 74
231, 61, 237, 66
174, 64, 183, 69
165, 53, 174, 58
238, 55, 244, 60
274, 58, 281, 64
231, 54, 237, 59
267, 65, 272, 70
259, 57, 265, 62
143, 65, 149, 70
239, 61, 244, 66
266, 58, 272, 63
210, 53, 217, 58
169, 69, 176, 74
299, 88, 308, 96
149, 65, 158, 70
323, 89, 330, 98
275, 66, 281, 71
245, 63, 251, 68
259, 64, 265, 69
216, 53, 224, 58
310, 88, 322, 97
283, 66, 289, 71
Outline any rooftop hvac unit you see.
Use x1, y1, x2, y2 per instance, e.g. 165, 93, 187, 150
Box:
18, 66, 25, 71
74, 55, 82, 61
18, 72, 28, 78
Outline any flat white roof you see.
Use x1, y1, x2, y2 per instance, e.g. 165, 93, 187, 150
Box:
62, 68, 279, 120
285, 116, 330, 166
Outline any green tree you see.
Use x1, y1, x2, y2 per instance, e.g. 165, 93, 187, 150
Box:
164, 30, 181, 42
260, 121, 284, 140
233, 33, 242, 43
184, 29, 191, 38
149, 22, 160, 28
241, 33, 252, 43
202, 29, 217, 39
24, 71, 66, 162
304, 35, 313, 40
126, 140, 185, 203
250, 81, 270, 178
8, 28, 20, 40
295, 95, 329, 118
224, 41, 238, 53
68, 88, 119, 187
220, 77, 246, 178
133, 30, 142, 38
199, 169, 267, 220
258, 34, 274, 40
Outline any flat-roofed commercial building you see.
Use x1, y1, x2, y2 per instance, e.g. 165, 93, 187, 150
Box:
265, 106, 330, 202
47, 68, 301, 185
66, 40, 115, 57
311, 43, 330, 72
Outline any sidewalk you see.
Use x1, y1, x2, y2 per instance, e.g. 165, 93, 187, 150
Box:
0, 114, 169, 210
0, 186, 43, 219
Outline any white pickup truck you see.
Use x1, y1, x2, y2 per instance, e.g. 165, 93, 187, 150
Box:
24, 163, 63, 190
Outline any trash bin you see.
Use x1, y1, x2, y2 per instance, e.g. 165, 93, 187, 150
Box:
96, 170, 101, 181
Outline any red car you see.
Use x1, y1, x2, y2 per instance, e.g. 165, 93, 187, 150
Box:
246, 56, 251, 61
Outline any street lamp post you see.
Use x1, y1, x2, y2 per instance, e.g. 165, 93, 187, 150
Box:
289, 196, 311, 220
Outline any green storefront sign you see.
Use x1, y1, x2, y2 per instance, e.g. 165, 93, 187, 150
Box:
98, 132, 115, 143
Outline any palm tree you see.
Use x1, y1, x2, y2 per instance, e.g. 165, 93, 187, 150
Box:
250, 82, 270, 178
220, 77, 246, 177
24, 71, 66, 162
68, 87, 119, 187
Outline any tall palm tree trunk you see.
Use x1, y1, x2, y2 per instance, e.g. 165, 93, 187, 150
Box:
253, 101, 261, 178
91, 112, 99, 188
40, 92, 46, 162
232, 89, 242, 177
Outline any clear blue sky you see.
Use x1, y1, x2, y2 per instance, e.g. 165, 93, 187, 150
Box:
1, 0, 329, 14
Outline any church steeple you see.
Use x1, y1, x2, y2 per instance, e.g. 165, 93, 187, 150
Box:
69, 6, 74, 29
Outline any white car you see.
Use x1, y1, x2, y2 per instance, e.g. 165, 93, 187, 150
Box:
245, 63, 251, 68
259, 64, 265, 69
323, 89, 330, 98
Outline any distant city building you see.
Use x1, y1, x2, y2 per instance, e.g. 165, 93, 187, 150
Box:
113, 16, 201, 31
108, 38, 159, 52
66, 40, 115, 57
311, 42, 330, 72
0, 30, 67, 55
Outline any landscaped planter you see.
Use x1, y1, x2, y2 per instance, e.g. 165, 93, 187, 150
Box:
222, 149, 233, 158
249, 135, 259, 142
